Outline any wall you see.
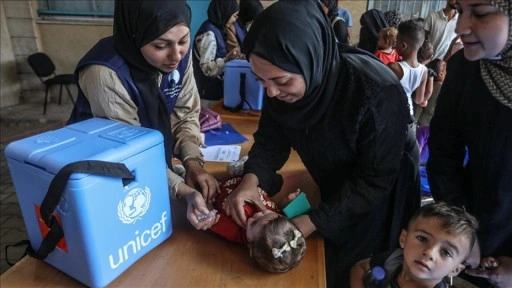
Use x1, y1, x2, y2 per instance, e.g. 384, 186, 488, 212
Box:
189, 0, 210, 43
342, 0, 368, 45
37, 21, 112, 74
0, 0, 369, 109
1, 2, 21, 107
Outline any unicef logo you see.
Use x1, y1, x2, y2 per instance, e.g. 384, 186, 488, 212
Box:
118, 187, 151, 224
168, 70, 180, 85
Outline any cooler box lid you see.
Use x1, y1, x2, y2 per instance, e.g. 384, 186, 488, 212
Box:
5, 118, 163, 177
225, 59, 251, 68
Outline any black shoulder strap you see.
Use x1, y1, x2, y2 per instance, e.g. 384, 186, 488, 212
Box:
26, 160, 135, 260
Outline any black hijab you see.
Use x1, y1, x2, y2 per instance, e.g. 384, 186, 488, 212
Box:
238, 0, 264, 27
113, 0, 191, 168
243, 0, 341, 129
207, 0, 239, 29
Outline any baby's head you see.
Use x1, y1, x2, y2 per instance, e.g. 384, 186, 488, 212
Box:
247, 212, 306, 273
426, 58, 447, 82
377, 27, 398, 50
400, 202, 478, 282
418, 40, 434, 64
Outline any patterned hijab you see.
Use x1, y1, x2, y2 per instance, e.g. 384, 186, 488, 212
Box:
243, 0, 341, 129
480, 0, 512, 110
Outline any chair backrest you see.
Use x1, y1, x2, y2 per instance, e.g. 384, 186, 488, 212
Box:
27, 52, 56, 78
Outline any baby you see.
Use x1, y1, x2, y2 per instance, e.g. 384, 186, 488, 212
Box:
374, 27, 401, 65
204, 176, 307, 273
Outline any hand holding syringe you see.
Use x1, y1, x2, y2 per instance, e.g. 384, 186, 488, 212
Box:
197, 209, 218, 222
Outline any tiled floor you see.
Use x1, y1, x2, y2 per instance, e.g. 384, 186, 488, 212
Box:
0, 102, 73, 275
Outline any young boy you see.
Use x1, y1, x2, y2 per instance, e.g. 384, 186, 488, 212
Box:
388, 20, 433, 119
350, 202, 479, 288
374, 27, 401, 64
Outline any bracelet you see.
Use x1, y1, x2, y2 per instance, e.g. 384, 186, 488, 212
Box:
182, 156, 205, 167
171, 182, 181, 199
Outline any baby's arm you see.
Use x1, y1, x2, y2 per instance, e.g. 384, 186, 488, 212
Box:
350, 258, 371, 288
481, 256, 500, 270
466, 256, 512, 288
276, 189, 301, 209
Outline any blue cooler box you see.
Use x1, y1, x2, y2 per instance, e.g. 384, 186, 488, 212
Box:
223, 59, 264, 110
4, 118, 172, 287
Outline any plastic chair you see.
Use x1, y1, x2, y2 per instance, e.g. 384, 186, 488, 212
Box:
27, 52, 75, 114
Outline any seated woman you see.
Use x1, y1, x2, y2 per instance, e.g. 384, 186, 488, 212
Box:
68, 0, 218, 230
193, 0, 245, 107
222, 1, 420, 287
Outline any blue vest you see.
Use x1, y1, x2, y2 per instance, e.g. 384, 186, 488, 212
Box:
68, 36, 190, 128
192, 21, 246, 101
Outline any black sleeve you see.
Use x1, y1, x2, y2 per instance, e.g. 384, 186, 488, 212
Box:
427, 52, 468, 207
310, 82, 409, 242
333, 18, 349, 45
243, 105, 291, 196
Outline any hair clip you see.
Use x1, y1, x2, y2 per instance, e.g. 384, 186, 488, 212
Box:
272, 230, 302, 258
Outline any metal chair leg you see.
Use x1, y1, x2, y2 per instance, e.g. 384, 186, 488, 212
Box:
65, 85, 75, 104
58, 85, 63, 105
43, 85, 49, 115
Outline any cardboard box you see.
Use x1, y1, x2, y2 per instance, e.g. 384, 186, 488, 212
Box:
4, 118, 172, 287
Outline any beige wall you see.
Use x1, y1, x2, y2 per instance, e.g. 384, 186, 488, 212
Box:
342, 0, 367, 45
37, 21, 112, 74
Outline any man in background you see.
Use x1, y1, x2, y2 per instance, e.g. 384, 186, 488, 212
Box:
424, 0, 458, 59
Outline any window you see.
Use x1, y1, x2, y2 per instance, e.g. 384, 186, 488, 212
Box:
367, 0, 445, 20
37, 0, 114, 17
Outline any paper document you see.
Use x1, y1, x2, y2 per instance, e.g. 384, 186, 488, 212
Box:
200, 145, 241, 162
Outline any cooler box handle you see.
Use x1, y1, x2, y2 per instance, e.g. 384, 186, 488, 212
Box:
27, 160, 135, 260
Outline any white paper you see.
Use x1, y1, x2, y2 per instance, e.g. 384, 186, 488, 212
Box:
200, 145, 241, 162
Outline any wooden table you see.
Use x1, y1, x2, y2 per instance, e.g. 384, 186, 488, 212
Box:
211, 100, 261, 122
0, 118, 325, 287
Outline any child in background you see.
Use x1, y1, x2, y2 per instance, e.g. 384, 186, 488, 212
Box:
374, 27, 401, 64
414, 40, 434, 121
388, 20, 433, 123
416, 59, 447, 163
350, 202, 479, 288
204, 176, 307, 273
417, 58, 447, 127
418, 40, 434, 65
